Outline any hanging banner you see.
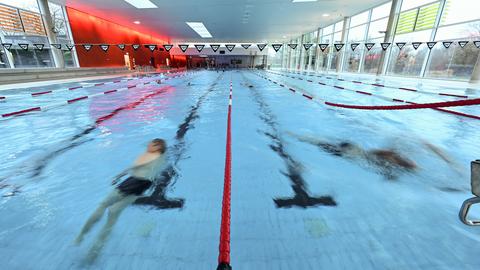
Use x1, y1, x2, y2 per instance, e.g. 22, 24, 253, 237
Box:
257, 44, 267, 51
163, 44, 173, 52
50, 43, 62, 49
33, 43, 44, 51
66, 44, 75, 51
319, 43, 329, 52
442, 41, 453, 49
241, 44, 251, 49
380, 43, 391, 51
83, 44, 93, 51
303, 44, 313, 51
226, 44, 236, 52
117, 44, 126, 50
365, 43, 375, 51
334, 43, 344, 52
412, 42, 422, 50
147, 44, 157, 52
288, 43, 298, 49
272, 44, 283, 52
195, 44, 205, 52
474, 41, 480, 49
2, 43, 12, 51
132, 44, 140, 51
179, 44, 189, 52
100, 44, 110, 52
426, 42, 437, 50
396, 42, 406, 50
350, 43, 360, 51
210, 44, 220, 52
18, 44, 29, 51
458, 41, 469, 48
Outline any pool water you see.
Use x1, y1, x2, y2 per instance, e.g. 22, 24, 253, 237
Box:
0, 70, 479, 269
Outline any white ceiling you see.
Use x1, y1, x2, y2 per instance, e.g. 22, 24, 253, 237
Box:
58, 0, 389, 43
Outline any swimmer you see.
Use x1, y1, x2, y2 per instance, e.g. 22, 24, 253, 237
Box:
74, 139, 167, 262
288, 132, 417, 179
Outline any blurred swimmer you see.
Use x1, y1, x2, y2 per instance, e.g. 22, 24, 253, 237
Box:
288, 132, 417, 179
75, 139, 167, 262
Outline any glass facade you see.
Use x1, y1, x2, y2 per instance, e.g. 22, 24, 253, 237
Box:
0, 0, 77, 68
274, 0, 480, 82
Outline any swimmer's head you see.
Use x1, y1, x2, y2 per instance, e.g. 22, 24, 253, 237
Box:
339, 142, 362, 156
148, 139, 166, 154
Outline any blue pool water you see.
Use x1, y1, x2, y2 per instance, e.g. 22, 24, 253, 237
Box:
0, 70, 479, 269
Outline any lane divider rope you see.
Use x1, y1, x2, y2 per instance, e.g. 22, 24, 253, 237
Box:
255, 73, 480, 120
0, 69, 186, 100
217, 80, 233, 270
1, 72, 188, 119
269, 70, 473, 99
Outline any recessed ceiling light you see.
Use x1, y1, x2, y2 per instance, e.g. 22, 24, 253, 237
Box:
186, 22, 213, 38
133, 21, 141, 24
323, 13, 330, 17
124, 0, 158, 9
292, 0, 317, 2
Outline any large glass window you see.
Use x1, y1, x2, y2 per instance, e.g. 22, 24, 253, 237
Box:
387, 30, 432, 76
371, 2, 392, 21
401, 0, 438, 11
350, 11, 370, 27
344, 24, 367, 72
440, 0, 480, 26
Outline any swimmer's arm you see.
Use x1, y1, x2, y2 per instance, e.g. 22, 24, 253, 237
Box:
111, 163, 148, 185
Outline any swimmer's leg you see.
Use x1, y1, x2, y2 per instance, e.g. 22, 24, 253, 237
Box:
85, 195, 137, 263
75, 189, 123, 245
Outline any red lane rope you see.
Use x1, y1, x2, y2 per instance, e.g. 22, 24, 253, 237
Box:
217, 81, 233, 270
2, 107, 41, 117
256, 73, 480, 121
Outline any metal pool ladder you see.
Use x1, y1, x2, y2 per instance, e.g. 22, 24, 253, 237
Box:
459, 160, 480, 226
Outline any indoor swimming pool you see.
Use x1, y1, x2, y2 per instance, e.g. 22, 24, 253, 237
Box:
1, 70, 479, 269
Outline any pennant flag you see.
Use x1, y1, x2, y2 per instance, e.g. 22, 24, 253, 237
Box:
334, 43, 344, 52
163, 44, 173, 52
50, 43, 62, 49
458, 41, 469, 48
147, 44, 157, 52
350, 43, 360, 51
66, 44, 75, 51
474, 41, 480, 49
365, 43, 375, 51
179, 44, 189, 52
18, 43, 29, 51
2, 43, 12, 51
380, 43, 391, 51
412, 42, 422, 50
257, 44, 267, 51
426, 42, 437, 50
194, 44, 205, 52
132, 44, 140, 51
396, 42, 406, 50
83, 44, 93, 51
303, 44, 313, 51
210, 44, 220, 52
100, 44, 110, 52
241, 44, 251, 49
442, 41, 453, 49
288, 43, 298, 49
226, 44, 236, 52
319, 44, 329, 52
117, 44, 126, 50
272, 44, 283, 52
33, 43, 44, 51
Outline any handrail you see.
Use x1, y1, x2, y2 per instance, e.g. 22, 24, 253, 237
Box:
459, 160, 480, 226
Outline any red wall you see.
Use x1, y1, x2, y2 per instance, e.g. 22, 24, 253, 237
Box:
66, 8, 177, 68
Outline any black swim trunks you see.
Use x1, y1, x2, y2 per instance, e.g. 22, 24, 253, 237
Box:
117, 177, 152, 196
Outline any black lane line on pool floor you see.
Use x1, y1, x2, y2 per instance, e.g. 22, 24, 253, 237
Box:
242, 74, 336, 208
135, 73, 224, 209
0, 74, 197, 195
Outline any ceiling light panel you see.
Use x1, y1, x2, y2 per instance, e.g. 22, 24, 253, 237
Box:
124, 0, 158, 9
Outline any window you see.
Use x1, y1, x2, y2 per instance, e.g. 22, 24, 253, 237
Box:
0, 0, 39, 12
371, 2, 392, 21
387, 30, 432, 76
323, 24, 334, 35
441, 0, 480, 26
426, 21, 480, 80
401, 0, 438, 11
334, 21, 344, 32
350, 11, 370, 27
348, 24, 367, 42
368, 17, 388, 40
